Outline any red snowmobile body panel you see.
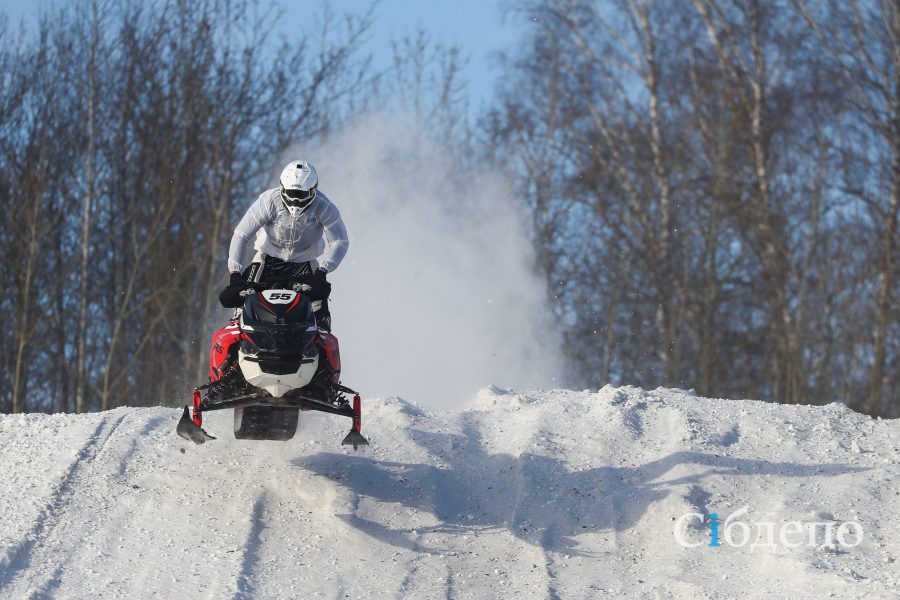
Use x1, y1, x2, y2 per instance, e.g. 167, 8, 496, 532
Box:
209, 319, 242, 381
207, 319, 341, 383
315, 330, 341, 383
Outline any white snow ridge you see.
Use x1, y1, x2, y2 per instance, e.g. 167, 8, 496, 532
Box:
0, 386, 898, 599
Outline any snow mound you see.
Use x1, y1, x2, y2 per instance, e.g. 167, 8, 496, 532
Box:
0, 387, 898, 599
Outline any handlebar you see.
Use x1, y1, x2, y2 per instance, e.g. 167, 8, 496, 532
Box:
238, 280, 312, 297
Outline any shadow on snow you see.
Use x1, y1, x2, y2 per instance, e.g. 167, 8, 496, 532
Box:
293, 414, 865, 556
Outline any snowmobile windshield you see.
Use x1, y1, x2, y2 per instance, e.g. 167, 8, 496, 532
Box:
242, 292, 315, 327
240, 292, 317, 354
242, 324, 316, 355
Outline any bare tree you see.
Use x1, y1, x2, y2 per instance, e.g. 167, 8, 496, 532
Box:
490, 0, 891, 414
0, 0, 378, 413
792, 0, 900, 414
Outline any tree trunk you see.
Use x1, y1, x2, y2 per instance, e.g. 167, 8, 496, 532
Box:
865, 146, 899, 415
76, 0, 100, 414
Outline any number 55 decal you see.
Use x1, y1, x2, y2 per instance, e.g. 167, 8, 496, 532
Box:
261, 290, 297, 304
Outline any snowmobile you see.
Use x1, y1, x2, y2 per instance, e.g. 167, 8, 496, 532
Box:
176, 253, 369, 449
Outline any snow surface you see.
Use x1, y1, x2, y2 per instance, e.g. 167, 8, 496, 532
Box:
0, 386, 898, 599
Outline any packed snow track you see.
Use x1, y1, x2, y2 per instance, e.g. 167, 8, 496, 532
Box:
0, 387, 898, 599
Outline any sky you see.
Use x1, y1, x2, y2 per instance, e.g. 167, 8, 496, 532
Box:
330, 0, 520, 114
0, 0, 523, 117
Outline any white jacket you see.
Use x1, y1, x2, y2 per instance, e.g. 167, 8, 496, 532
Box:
227, 188, 349, 273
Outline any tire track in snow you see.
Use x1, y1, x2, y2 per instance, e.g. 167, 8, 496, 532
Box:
115, 413, 169, 477
222, 440, 358, 600
0, 412, 129, 596
376, 414, 466, 600
470, 406, 559, 600
536, 391, 653, 596
396, 409, 558, 599
232, 491, 267, 600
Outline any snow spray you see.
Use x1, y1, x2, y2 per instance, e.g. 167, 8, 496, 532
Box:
286, 113, 563, 407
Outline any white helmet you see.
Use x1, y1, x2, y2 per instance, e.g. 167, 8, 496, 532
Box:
279, 160, 318, 216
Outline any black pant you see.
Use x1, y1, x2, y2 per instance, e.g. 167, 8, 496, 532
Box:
244, 256, 332, 331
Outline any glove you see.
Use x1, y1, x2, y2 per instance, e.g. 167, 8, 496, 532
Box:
291, 269, 331, 301
219, 272, 257, 308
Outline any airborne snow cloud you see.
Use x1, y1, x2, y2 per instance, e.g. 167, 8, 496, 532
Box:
288, 113, 563, 407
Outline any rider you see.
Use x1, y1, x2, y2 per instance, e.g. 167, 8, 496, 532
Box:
219, 159, 349, 331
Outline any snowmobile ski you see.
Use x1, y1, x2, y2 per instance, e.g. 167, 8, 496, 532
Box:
177, 406, 216, 444
177, 388, 216, 444
341, 394, 369, 450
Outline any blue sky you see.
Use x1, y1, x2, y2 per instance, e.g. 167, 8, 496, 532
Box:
0, 0, 522, 116
331, 0, 520, 112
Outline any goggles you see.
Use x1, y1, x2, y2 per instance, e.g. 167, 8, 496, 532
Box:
282, 186, 317, 204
